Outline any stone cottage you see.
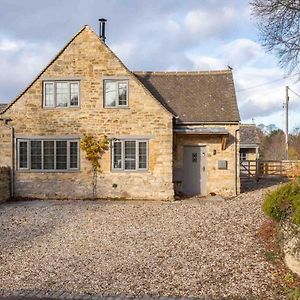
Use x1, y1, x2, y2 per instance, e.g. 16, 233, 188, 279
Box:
0, 23, 240, 200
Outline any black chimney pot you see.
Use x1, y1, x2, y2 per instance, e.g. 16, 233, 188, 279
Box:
99, 18, 107, 42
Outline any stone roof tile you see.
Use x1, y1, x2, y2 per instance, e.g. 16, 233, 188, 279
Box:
134, 70, 240, 123
240, 124, 262, 144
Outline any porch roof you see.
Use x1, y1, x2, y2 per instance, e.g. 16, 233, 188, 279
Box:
174, 127, 229, 135
240, 143, 259, 149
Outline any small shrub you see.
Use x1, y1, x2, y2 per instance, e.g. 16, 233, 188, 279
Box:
80, 134, 109, 199
264, 251, 276, 261
289, 287, 300, 300
292, 205, 300, 225
284, 273, 296, 284
262, 181, 300, 226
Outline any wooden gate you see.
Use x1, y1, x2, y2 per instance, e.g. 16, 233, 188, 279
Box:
240, 160, 300, 180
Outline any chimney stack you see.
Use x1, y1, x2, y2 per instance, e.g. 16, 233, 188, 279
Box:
99, 18, 107, 42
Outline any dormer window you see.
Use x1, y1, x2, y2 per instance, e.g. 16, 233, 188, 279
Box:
43, 81, 80, 108
104, 80, 128, 107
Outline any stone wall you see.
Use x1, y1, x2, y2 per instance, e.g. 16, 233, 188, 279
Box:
0, 126, 11, 167
0, 167, 10, 203
173, 124, 240, 197
281, 221, 300, 276
0, 26, 174, 200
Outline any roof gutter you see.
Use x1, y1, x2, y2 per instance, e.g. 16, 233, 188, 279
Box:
173, 128, 229, 135
175, 121, 240, 125
0, 118, 14, 198
240, 143, 260, 148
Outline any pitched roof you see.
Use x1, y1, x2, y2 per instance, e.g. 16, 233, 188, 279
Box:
0, 26, 88, 115
0, 24, 240, 123
134, 70, 240, 123
0, 103, 8, 113
0, 25, 172, 117
240, 124, 262, 145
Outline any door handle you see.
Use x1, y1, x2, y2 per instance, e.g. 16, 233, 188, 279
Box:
202, 166, 205, 172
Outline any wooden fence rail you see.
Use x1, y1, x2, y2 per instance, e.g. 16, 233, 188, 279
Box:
240, 160, 300, 180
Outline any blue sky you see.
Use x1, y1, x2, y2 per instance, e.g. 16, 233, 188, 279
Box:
1, 0, 300, 130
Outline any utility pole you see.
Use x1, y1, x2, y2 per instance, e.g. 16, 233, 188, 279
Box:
285, 86, 289, 160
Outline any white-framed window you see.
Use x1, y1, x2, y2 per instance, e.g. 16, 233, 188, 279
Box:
240, 152, 247, 162
17, 139, 79, 171
104, 80, 128, 107
43, 81, 80, 108
112, 140, 148, 171
18, 140, 29, 169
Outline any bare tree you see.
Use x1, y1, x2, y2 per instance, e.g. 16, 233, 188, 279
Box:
261, 129, 286, 160
258, 126, 300, 159
251, 0, 300, 73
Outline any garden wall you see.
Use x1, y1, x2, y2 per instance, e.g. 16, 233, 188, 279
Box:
0, 167, 10, 203
282, 221, 300, 276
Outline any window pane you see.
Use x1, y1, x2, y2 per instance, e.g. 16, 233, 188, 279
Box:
56, 141, 67, 170
56, 82, 68, 107
113, 141, 122, 169
43, 141, 54, 170
70, 82, 79, 106
118, 82, 128, 106
44, 83, 54, 107
19, 141, 28, 168
138, 142, 147, 169
70, 141, 78, 169
240, 153, 247, 162
105, 81, 117, 107
30, 141, 42, 170
124, 141, 136, 170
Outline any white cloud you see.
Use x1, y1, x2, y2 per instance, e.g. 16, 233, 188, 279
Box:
236, 68, 288, 118
186, 54, 224, 70
235, 66, 300, 130
0, 36, 57, 101
111, 41, 138, 63
0, 38, 23, 51
166, 19, 181, 35
220, 39, 263, 67
185, 37, 300, 129
234, 67, 283, 90
186, 39, 265, 71
243, 109, 300, 132
244, 110, 286, 128
184, 7, 237, 38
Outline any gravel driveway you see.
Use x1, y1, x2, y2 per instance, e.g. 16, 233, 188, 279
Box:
0, 185, 282, 300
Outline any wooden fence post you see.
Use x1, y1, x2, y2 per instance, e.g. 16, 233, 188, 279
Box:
255, 159, 260, 181
248, 160, 250, 177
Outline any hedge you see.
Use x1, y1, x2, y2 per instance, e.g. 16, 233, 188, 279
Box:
262, 180, 300, 226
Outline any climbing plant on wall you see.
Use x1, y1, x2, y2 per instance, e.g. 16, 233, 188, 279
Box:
80, 134, 109, 200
